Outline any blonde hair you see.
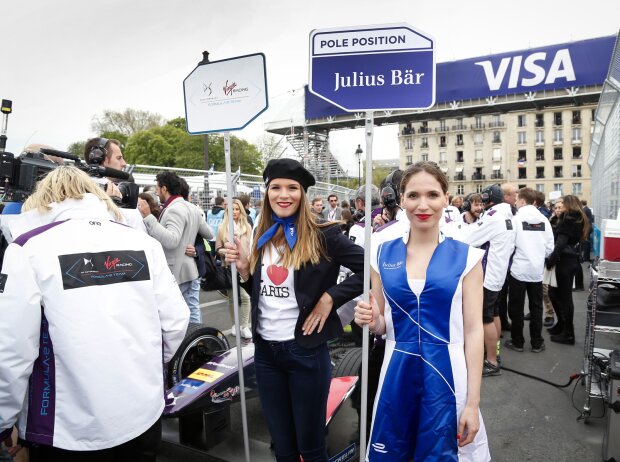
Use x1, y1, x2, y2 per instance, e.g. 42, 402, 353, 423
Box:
22, 165, 123, 221
216, 199, 252, 247
249, 186, 330, 273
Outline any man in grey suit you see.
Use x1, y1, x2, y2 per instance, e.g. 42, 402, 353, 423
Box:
138, 171, 213, 323
326, 194, 342, 221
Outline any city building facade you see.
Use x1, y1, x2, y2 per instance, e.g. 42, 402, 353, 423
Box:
398, 106, 595, 200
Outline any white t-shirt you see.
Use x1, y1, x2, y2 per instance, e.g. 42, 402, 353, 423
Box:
257, 244, 299, 341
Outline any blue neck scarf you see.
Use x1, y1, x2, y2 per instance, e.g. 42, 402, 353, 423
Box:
256, 213, 298, 250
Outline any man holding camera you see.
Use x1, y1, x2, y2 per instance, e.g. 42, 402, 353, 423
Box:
83, 137, 127, 201
0, 166, 189, 461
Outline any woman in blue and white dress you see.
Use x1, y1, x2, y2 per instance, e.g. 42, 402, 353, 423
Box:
355, 161, 490, 462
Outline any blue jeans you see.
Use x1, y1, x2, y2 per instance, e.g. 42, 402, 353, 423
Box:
254, 336, 331, 462
179, 279, 201, 324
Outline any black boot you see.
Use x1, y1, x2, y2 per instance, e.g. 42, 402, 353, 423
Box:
547, 324, 563, 335
550, 333, 575, 345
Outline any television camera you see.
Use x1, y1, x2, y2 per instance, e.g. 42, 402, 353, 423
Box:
0, 99, 138, 208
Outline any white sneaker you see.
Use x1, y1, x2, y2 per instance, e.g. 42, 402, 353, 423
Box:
241, 326, 252, 339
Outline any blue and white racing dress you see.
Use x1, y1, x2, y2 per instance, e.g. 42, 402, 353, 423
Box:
368, 230, 490, 462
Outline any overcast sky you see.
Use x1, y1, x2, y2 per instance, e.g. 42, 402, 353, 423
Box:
2, 0, 618, 175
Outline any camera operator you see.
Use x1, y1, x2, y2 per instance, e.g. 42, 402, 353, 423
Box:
371, 169, 404, 231
348, 184, 380, 246
0, 166, 189, 461
83, 137, 128, 200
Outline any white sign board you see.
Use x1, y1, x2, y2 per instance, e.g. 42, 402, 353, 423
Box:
183, 53, 268, 134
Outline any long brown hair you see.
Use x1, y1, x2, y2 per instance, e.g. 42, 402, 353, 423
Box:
561, 194, 590, 241
249, 185, 331, 273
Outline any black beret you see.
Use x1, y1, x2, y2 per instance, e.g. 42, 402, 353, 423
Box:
263, 158, 315, 191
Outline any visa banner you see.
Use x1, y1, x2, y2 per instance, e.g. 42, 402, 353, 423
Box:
305, 35, 616, 120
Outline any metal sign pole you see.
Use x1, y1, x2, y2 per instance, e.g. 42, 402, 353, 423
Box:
359, 111, 374, 462
224, 131, 251, 462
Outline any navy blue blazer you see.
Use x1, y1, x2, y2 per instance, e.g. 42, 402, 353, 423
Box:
242, 223, 364, 348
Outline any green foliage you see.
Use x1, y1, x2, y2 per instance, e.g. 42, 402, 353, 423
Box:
123, 118, 263, 174
99, 130, 129, 149
66, 140, 86, 158
91, 108, 164, 136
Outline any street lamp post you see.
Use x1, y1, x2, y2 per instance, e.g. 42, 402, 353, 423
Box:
355, 144, 363, 187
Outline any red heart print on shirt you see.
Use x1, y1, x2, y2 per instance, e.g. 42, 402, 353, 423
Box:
267, 265, 288, 285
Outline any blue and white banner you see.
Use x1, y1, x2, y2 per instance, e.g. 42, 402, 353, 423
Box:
305, 35, 616, 120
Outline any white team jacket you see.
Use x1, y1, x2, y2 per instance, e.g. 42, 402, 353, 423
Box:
0, 195, 189, 451
457, 202, 516, 292
510, 204, 555, 282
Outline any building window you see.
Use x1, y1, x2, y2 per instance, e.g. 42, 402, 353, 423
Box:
456, 134, 464, 146
535, 113, 544, 127
573, 147, 581, 159
474, 116, 483, 129
490, 114, 503, 128
439, 135, 447, 147
572, 165, 582, 178
422, 153, 428, 161
518, 149, 526, 161
405, 138, 413, 150
536, 149, 545, 161
536, 184, 545, 193
572, 127, 581, 142
473, 167, 484, 181
518, 131, 526, 144
457, 184, 464, 195
536, 166, 545, 179
554, 148, 563, 160
554, 183, 563, 193
439, 152, 447, 164
518, 184, 527, 190
572, 111, 581, 125
421, 137, 428, 148
518, 168, 527, 179
406, 155, 413, 165
454, 118, 464, 130
476, 184, 484, 193
474, 133, 483, 145
475, 149, 483, 162
517, 114, 526, 127
493, 131, 501, 143
439, 120, 447, 131
553, 129, 563, 143
554, 166, 563, 178
403, 123, 413, 135
492, 148, 502, 161
554, 112, 562, 126
456, 151, 464, 163
535, 131, 544, 144
573, 183, 582, 196
420, 121, 429, 133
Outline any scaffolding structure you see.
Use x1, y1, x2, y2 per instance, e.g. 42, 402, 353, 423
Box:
285, 128, 348, 185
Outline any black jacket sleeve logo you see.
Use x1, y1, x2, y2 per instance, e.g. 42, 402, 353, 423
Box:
59, 250, 150, 290
505, 219, 513, 230
0, 273, 7, 293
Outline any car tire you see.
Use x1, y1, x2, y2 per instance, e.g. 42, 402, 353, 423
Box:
167, 323, 230, 387
333, 347, 363, 378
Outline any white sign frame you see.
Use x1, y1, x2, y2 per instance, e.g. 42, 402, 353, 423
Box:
183, 53, 268, 134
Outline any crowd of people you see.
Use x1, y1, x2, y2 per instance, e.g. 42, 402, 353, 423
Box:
0, 139, 595, 461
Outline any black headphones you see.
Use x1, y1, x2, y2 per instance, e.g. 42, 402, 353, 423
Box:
88, 137, 109, 165
462, 194, 472, 212
381, 169, 401, 208
481, 184, 504, 205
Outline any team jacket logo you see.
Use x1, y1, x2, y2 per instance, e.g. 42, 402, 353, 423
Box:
58, 250, 150, 290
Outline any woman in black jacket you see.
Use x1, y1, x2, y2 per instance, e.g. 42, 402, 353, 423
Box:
224, 158, 364, 462
546, 195, 589, 344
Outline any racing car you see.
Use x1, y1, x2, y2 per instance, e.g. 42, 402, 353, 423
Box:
162, 323, 363, 462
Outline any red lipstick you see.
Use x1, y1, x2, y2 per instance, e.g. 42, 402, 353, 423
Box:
416, 214, 432, 221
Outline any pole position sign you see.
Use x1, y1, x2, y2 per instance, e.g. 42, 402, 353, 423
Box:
309, 23, 435, 112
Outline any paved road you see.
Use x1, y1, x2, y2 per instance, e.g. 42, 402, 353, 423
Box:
160, 265, 620, 461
